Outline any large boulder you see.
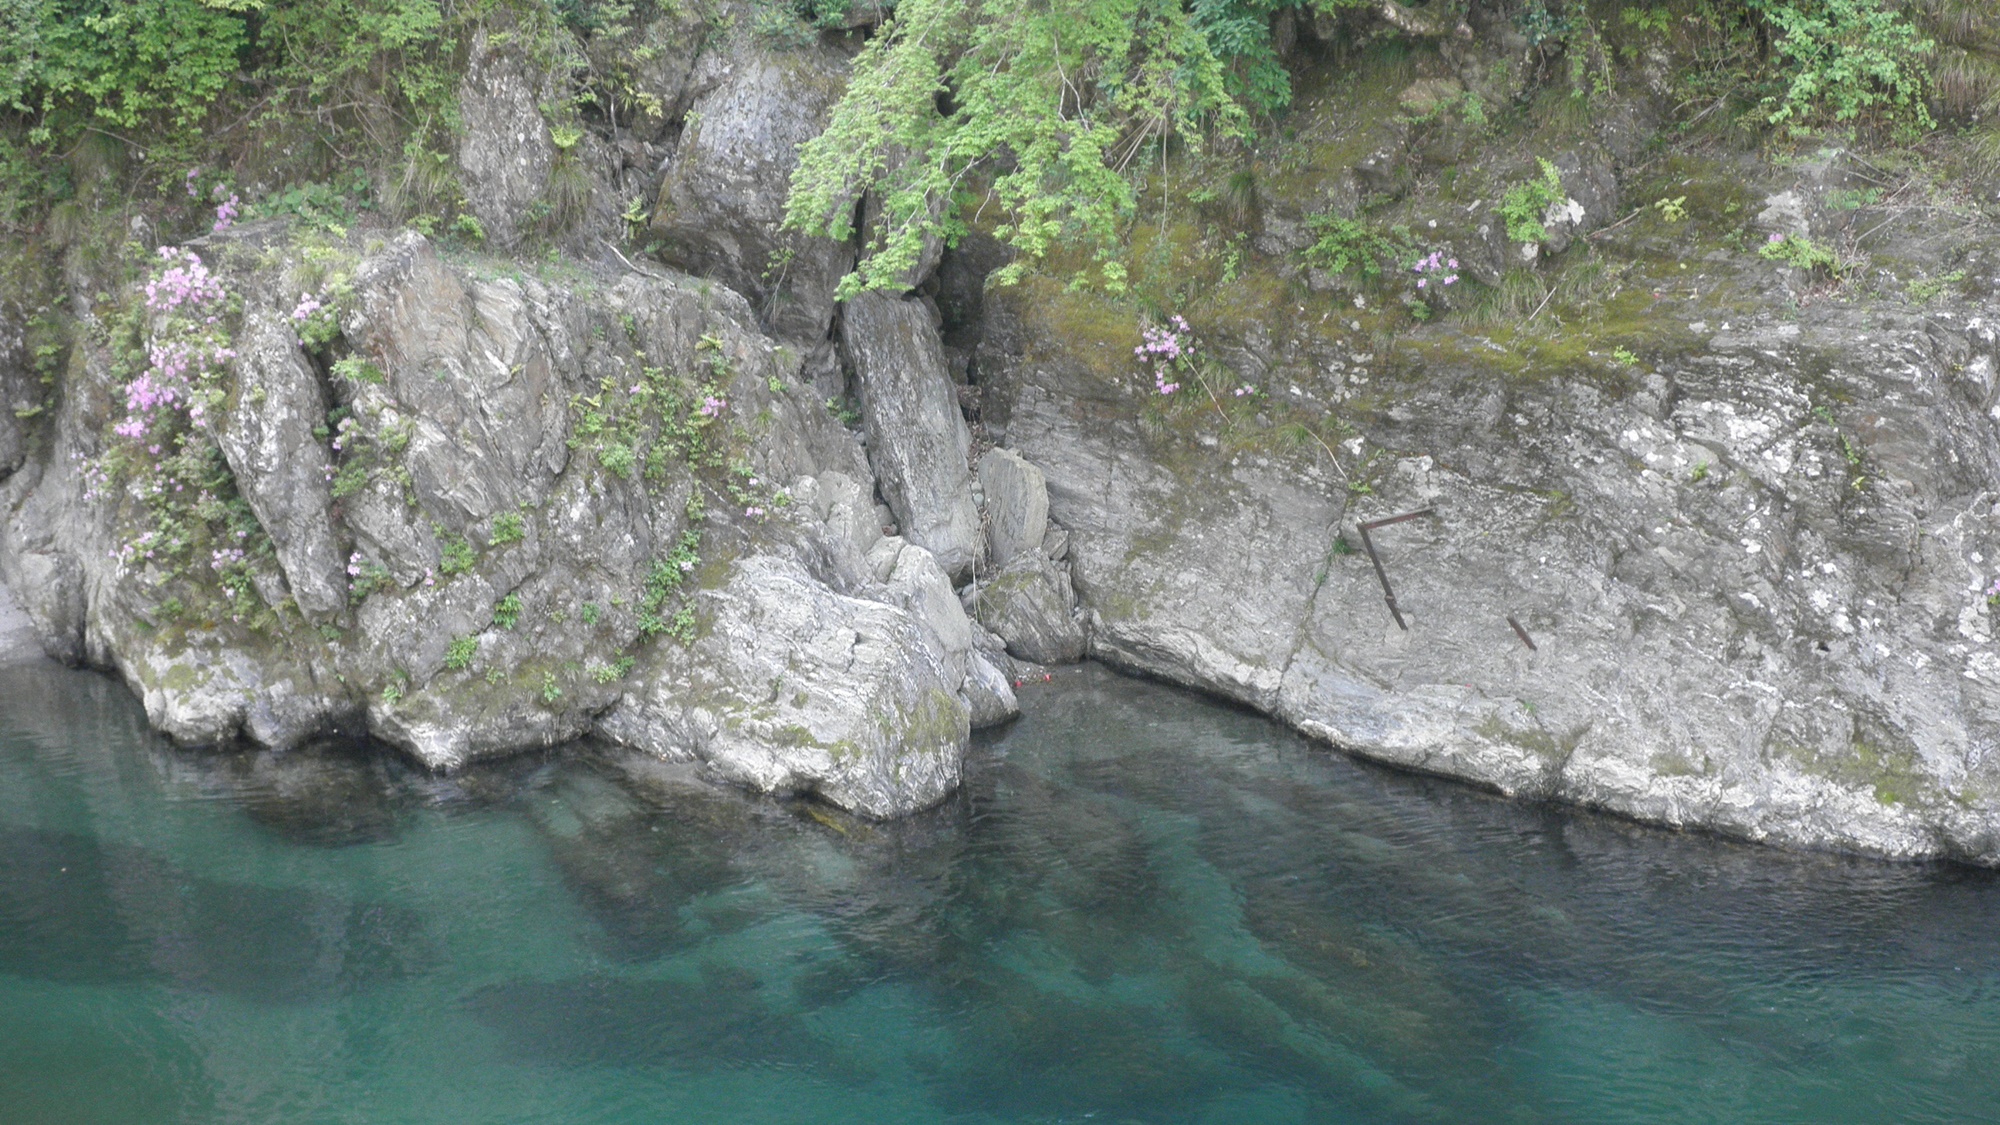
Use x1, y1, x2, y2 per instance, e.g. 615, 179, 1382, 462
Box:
649, 19, 853, 343
842, 291, 983, 578
596, 555, 968, 817
977, 447, 1049, 565
969, 552, 1087, 666
214, 308, 345, 621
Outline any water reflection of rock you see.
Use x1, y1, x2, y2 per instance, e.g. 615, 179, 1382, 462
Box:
0, 826, 432, 1001
146, 736, 562, 847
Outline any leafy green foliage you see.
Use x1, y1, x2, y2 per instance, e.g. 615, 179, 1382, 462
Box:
1500, 158, 1564, 244
1755, 0, 1934, 137
1906, 268, 1966, 302
492, 591, 523, 629
589, 655, 634, 683
1758, 231, 1844, 273
785, 0, 1369, 293
1302, 215, 1404, 280
489, 511, 525, 546
0, 0, 249, 140
444, 634, 478, 670
637, 526, 701, 641
438, 535, 476, 576
332, 356, 387, 385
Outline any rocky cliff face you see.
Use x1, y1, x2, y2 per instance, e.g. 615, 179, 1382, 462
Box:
0, 221, 1022, 817
975, 263, 2000, 863
6, 10, 2000, 863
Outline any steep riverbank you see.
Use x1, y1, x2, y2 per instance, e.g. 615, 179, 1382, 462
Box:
5, 1, 2000, 862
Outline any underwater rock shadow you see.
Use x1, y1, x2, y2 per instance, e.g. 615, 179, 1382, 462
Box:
150, 736, 567, 849
463, 967, 870, 1082
0, 826, 434, 1002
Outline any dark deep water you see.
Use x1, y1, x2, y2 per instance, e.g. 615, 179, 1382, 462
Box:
2, 654, 1998, 1124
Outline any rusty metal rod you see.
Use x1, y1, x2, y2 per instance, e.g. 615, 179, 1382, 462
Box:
1355, 508, 1435, 631
1507, 615, 1538, 651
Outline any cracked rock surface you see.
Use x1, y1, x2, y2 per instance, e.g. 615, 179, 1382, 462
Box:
980, 276, 2000, 864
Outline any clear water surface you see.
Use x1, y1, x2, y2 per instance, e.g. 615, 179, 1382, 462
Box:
2, 655, 1997, 1124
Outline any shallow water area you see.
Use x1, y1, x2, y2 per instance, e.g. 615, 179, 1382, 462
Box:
2, 648, 1998, 1124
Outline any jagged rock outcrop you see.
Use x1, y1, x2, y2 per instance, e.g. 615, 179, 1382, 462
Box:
649, 12, 853, 344
457, 29, 559, 251
842, 290, 984, 578
979, 273, 2000, 863
0, 224, 1009, 817
969, 552, 1087, 666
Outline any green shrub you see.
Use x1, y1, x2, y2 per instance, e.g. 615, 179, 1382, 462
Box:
492, 592, 522, 630
1499, 159, 1564, 245
1301, 216, 1402, 280
331, 356, 387, 385
438, 535, 476, 576
489, 512, 525, 547
444, 634, 477, 670
1758, 0, 1935, 137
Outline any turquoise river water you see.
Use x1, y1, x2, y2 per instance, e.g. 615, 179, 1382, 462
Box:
2, 655, 1998, 1124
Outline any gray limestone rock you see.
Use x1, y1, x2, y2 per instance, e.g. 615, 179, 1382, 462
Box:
214, 307, 345, 621
866, 534, 906, 582
0, 222, 966, 816
597, 555, 968, 817
0, 578, 37, 665
1542, 149, 1620, 254
978, 273, 2000, 864
456, 30, 557, 251
0, 306, 33, 480
649, 17, 853, 343
605, 8, 717, 143
842, 291, 982, 578
970, 552, 1086, 666
885, 541, 972, 684
977, 447, 1049, 566
963, 651, 1020, 727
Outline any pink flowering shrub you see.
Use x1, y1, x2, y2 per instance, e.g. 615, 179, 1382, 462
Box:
1132, 314, 1261, 405
211, 194, 240, 234
1134, 315, 1190, 395
290, 290, 343, 351
97, 241, 274, 623
1411, 250, 1459, 289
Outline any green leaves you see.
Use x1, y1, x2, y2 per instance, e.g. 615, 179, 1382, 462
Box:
786, 0, 1266, 294
1755, 0, 1935, 137
1499, 158, 1564, 245
3, 0, 248, 131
